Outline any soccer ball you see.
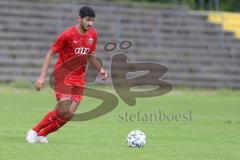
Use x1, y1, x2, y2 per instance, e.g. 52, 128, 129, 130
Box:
127, 130, 146, 148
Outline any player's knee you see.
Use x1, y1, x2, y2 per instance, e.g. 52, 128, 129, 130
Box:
69, 101, 80, 114
55, 99, 72, 115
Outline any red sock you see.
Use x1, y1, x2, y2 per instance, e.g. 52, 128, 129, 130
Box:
38, 116, 70, 137
32, 109, 62, 133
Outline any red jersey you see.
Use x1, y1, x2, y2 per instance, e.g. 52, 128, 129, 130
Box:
51, 26, 98, 86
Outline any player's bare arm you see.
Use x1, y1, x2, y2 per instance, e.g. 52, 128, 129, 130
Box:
35, 50, 55, 91
87, 54, 107, 81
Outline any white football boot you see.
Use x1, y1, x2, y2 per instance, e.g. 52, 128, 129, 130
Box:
38, 136, 48, 143
26, 129, 38, 144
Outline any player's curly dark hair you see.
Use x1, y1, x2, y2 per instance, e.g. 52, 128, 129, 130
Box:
79, 6, 96, 18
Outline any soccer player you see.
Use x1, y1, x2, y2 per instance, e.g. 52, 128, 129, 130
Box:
26, 6, 107, 143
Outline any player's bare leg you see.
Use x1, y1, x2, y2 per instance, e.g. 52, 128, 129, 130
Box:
26, 98, 80, 143
37, 98, 79, 143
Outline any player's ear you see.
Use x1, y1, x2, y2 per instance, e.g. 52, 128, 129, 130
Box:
77, 16, 82, 22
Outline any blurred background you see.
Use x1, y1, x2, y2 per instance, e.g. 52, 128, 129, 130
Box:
0, 1, 240, 159
0, 0, 240, 89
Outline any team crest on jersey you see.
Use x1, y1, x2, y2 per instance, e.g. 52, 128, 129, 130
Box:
88, 37, 93, 45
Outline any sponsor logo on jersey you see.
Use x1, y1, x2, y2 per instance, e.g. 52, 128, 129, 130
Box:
74, 47, 90, 55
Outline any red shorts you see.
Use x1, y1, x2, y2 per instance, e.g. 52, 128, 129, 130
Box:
54, 82, 85, 102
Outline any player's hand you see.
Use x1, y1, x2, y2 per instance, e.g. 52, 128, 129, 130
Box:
35, 77, 45, 91
100, 68, 107, 81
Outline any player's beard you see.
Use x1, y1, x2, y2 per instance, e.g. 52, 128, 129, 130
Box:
81, 23, 89, 32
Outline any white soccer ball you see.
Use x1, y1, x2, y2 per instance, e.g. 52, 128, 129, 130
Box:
127, 130, 146, 148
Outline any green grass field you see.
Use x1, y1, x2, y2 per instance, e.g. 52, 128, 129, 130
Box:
0, 84, 240, 160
